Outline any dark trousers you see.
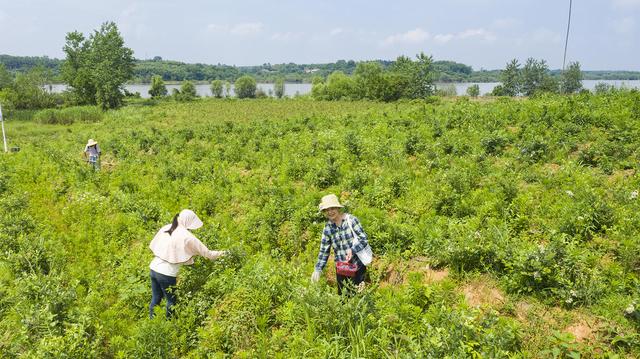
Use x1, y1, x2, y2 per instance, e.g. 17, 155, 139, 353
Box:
336, 264, 366, 296
149, 270, 177, 318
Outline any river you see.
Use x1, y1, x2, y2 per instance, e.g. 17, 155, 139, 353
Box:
46, 80, 640, 99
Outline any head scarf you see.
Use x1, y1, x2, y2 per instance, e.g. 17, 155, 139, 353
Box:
177, 209, 203, 230
149, 209, 204, 264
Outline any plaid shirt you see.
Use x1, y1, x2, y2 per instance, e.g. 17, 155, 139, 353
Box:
315, 214, 369, 271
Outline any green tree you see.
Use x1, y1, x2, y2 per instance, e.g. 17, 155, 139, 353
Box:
388, 55, 414, 99
235, 75, 256, 99
388, 53, 435, 99
435, 83, 457, 97
148, 75, 167, 98
61, 31, 95, 105
211, 79, 224, 98
561, 61, 583, 94
255, 88, 268, 98
90, 22, 135, 109
521, 58, 548, 96
10, 66, 56, 109
491, 84, 506, 96
62, 22, 134, 109
0, 64, 12, 90
466, 84, 480, 97
500, 59, 521, 96
175, 81, 197, 101
354, 62, 386, 100
386, 56, 415, 100
311, 76, 326, 100
224, 81, 231, 97
323, 71, 356, 100
594, 82, 614, 94
410, 52, 435, 98
538, 76, 559, 94
381, 72, 407, 101
274, 78, 285, 98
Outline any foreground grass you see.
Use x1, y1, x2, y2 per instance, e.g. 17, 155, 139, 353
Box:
1, 94, 639, 357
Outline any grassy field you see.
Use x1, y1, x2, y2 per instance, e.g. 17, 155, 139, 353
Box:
1, 93, 639, 357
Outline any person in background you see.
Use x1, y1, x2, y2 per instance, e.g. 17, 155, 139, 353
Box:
148, 209, 228, 318
311, 194, 370, 295
83, 138, 101, 170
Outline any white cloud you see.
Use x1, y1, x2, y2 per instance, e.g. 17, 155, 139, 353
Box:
330, 27, 343, 36
230, 22, 263, 35
206, 24, 228, 33
432, 28, 496, 44
382, 28, 430, 46
271, 31, 304, 41
458, 28, 496, 41
382, 26, 495, 47
611, 17, 636, 34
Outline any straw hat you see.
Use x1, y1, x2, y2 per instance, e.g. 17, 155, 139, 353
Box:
318, 194, 343, 211
86, 139, 98, 146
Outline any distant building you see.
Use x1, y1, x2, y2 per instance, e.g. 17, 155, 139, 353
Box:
304, 68, 320, 74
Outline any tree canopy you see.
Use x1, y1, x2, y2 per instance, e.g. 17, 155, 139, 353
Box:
561, 62, 583, 94
274, 78, 285, 98
311, 53, 435, 102
148, 75, 167, 98
210, 79, 224, 98
235, 76, 257, 99
62, 22, 134, 109
495, 57, 574, 97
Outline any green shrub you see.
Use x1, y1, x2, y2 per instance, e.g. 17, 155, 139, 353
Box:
235, 75, 257, 99
505, 235, 605, 307
34, 106, 104, 124
2, 94, 640, 357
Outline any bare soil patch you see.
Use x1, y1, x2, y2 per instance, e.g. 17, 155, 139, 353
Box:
462, 279, 505, 308
377, 257, 449, 287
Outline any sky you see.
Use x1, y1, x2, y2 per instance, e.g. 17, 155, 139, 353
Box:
0, 0, 638, 70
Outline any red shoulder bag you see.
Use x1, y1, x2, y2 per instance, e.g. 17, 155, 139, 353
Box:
335, 261, 358, 277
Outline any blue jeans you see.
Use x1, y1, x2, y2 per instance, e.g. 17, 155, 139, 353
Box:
149, 270, 177, 318
88, 155, 99, 170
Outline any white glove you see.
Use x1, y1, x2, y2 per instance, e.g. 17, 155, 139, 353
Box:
311, 270, 321, 283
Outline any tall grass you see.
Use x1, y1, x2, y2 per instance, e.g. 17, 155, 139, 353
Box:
34, 106, 104, 124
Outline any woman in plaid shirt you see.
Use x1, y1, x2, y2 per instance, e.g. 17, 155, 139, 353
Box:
311, 194, 370, 295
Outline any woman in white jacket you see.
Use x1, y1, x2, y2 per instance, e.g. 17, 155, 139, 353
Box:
148, 209, 227, 318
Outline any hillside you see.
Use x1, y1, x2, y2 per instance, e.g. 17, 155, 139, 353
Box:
1, 54, 639, 83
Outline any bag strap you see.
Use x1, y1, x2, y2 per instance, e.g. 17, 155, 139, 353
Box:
346, 214, 359, 246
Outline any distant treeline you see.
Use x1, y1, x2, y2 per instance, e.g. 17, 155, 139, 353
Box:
1, 54, 639, 83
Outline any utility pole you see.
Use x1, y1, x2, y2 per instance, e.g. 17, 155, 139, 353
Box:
0, 103, 7, 153
562, 0, 573, 71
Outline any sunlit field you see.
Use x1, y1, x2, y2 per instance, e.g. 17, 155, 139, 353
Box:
1, 92, 640, 357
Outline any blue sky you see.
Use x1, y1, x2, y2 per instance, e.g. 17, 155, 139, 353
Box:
0, 0, 638, 70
